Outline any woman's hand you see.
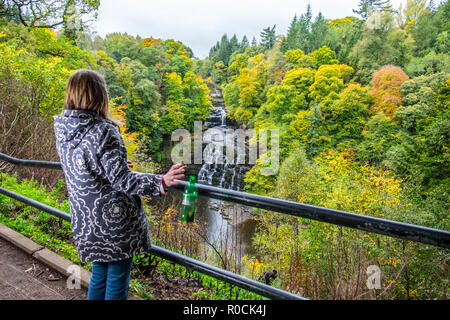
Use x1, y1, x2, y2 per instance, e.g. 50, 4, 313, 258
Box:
127, 160, 134, 169
162, 163, 186, 187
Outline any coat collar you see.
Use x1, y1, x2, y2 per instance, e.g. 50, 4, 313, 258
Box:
63, 109, 98, 118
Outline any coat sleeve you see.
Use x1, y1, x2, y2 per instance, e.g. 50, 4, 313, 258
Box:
95, 123, 166, 197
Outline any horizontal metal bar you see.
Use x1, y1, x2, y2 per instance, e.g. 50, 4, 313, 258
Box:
0, 186, 304, 300
0, 187, 71, 221
149, 244, 305, 300
1, 151, 449, 249
0, 152, 62, 170
169, 181, 450, 250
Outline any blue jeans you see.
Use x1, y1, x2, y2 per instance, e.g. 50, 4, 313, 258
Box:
87, 257, 133, 300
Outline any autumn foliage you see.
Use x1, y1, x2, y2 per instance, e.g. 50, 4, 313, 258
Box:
370, 65, 410, 118
142, 37, 162, 47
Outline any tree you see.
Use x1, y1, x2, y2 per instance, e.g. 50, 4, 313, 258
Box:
0, 0, 99, 36
309, 12, 329, 51
406, 51, 450, 77
280, 5, 316, 53
228, 53, 251, 81
386, 73, 449, 188
402, 0, 428, 31
323, 83, 373, 148
215, 34, 232, 65
349, 10, 414, 84
260, 25, 276, 51
280, 14, 299, 52
370, 65, 410, 119
230, 34, 240, 54
357, 112, 400, 164
410, 0, 450, 56
308, 64, 354, 102
182, 70, 213, 128
240, 35, 249, 51
306, 102, 328, 156
310, 46, 339, 68
263, 84, 308, 124
284, 49, 314, 68
325, 16, 362, 64
282, 67, 315, 93
353, 0, 390, 20
104, 33, 142, 62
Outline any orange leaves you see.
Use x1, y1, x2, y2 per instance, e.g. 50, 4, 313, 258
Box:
370, 65, 410, 119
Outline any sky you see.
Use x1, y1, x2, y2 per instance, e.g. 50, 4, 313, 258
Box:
92, 0, 407, 59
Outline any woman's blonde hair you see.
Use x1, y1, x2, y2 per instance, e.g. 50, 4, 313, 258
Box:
63, 69, 119, 126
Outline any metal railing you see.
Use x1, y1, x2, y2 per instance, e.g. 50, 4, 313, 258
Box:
1, 152, 449, 299
0, 152, 304, 300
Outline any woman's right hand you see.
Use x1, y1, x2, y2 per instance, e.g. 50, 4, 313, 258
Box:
162, 163, 186, 187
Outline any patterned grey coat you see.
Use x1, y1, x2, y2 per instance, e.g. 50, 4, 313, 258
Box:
54, 109, 165, 263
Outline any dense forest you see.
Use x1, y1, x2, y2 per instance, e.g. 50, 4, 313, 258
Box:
0, 0, 448, 300
195, 0, 449, 299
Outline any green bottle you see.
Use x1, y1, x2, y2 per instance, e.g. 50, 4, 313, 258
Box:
181, 176, 198, 223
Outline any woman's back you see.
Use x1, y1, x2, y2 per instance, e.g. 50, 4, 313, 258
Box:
54, 108, 161, 263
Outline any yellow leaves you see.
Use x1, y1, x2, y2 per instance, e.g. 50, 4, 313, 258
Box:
142, 37, 161, 47
380, 256, 402, 268
241, 255, 265, 279
308, 64, 354, 102
233, 106, 254, 123
133, 98, 144, 106
282, 68, 315, 92
111, 104, 127, 124
160, 208, 179, 235
311, 150, 404, 215
237, 67, 260, 108
284, 49, 305, 65
329, 17, 356, 28
247, 259, 264, 274
111, 104, 141, 171
248, 53, 266, 71
290, 110, 312, 142
384, 279, 418, 298
96, 50, 115, 68
164, 71, 183, 86
46, 29, 58, 40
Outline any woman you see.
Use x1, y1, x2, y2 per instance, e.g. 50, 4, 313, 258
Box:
53, 69, 186, 300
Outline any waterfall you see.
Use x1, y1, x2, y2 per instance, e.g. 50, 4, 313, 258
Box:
191, 87, 257, 261
197, 91, 249, 191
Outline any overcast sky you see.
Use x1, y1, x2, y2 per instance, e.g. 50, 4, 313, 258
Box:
92, 0, 406, 59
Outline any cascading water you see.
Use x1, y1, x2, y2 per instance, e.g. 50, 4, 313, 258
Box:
146, 87, 258, 266
194, 87, 256, 260
197, 89, 247, 191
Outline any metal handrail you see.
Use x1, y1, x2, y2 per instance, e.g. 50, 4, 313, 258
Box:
1, 152, 450, 299
0, 152, 305, 300
169, 182, 450, 249
0, 152, 62, 170
2, 152, 449, 249
0, 186, 304, 300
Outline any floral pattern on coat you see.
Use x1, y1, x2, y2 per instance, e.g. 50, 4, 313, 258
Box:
54, 109, 164, 263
